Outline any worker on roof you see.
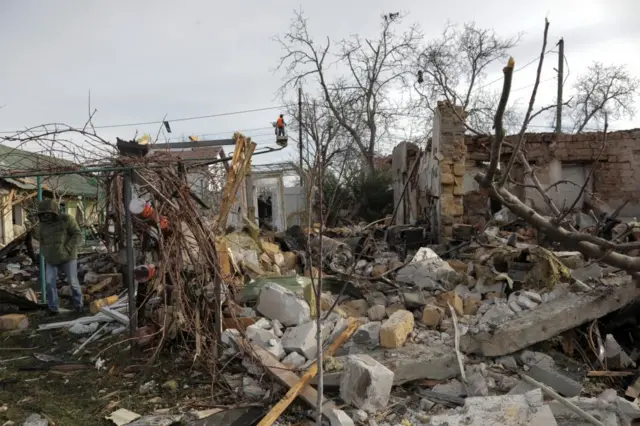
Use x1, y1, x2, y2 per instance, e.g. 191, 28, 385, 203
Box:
276, 114, 286, 137
34, 199, 84, 315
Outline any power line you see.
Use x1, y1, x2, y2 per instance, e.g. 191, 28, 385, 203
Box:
0, 105, 286, 134
471, 48, 555, 94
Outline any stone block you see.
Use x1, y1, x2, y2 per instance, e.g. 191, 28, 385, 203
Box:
605, 334, 635, 369
385, 303, 405, 317
437, 291, 464, 316
380, 310, 414, 348
246, 324, 285, 360
527, 364, 583, 397
340, 354, 394, 414
441, 173, 455, 185
282, 351, 306, 368
353, 321, 381, 347
0, 314, 28, 331
453, 185, 465, 195
428, 389, 558, 426
463, 298, 481, 316
256, 283, 310, 326
367, 305, 386, 321
453, 163, 465, 176
326, 408, 355, 426
341, 299, 369, 318
422, 305, 445, 328
282, 321, 317, 359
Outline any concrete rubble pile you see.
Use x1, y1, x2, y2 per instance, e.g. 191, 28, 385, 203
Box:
213, 215, 640, 425
4, 185, 640, 425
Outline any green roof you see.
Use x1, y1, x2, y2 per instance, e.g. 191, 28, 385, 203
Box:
0, 145, 98, 197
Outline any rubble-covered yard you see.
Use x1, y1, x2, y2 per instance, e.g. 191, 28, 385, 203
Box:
3, 133, 640, 426
4, 209, 640, 425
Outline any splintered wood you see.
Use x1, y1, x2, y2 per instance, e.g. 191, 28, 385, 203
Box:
217, 133, 257, 232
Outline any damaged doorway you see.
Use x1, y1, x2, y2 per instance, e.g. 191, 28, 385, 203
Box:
253, 178, 285, 231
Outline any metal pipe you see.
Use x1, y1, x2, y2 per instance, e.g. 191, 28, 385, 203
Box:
36, 176, 46, 304
123, 171, 137, 336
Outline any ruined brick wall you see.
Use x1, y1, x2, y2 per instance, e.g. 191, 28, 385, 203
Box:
436, 102, 467, 238
465, 129, 640, 216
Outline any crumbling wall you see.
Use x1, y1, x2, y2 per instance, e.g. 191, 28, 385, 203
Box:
465, 129, 640, 217
414, 101, 467, 240
437, 102, 467, 238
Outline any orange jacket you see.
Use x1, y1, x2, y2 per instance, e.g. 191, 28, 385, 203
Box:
276, 117, 285, 128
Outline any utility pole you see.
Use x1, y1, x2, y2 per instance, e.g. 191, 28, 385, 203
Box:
556, 38, 564, 134
298, 86, 304, 185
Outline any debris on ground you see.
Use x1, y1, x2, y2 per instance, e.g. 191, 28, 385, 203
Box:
2, 135, 640, 426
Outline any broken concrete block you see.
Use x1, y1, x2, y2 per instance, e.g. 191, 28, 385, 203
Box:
508, 300, 523, 313
402, 290, 428, 308
380, 310, 414, 348
0, 314, 28, 331
519, 350, 555, 369
429, 389, 558, 426
605, 334, 634, 369
437, 291, 463, 316
242, 376, 266, 399
326, 408, 355, 426
433, 379, 466, 398
527, 364, 583, 397
396, 247, 458, 290
547, 395, 630, 425
515, 293, 540, 310
326, 316, 348, 346
22, 413, 48, 426
571, 262, 603, 282
320, 292, 335, 311
246, 325, 285, 360
271, 319, 284, 337
465, 372, 488, 397
462, 276, 639, 356
281, 321, 317, 359
281, 351, 306, 368
342, 299, 369, 317
463, 298, 481, 316
221, 329, 241, 349
370, 343, 459, 383
496, 356, 518, 370
340, 354, 394, 414
253, 318, 271, 329
385, 302, 406, 317
353, 321, 381, 347
256, 283, 310, 327
422, 305, 445, 328
367, 304, 386, 321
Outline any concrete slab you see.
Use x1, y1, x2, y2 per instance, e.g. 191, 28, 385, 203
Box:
369, 343, 459, 384
461, 276, 639, 356
428, 389, 558, 426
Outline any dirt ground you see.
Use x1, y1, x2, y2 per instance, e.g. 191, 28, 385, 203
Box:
0, 311, 232, 426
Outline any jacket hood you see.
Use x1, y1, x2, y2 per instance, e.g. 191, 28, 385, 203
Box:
38, 199, 60, 216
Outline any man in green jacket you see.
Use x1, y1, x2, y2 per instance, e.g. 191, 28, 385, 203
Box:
35, 199, 84, 314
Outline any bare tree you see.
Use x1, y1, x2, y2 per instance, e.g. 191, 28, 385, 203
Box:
478, 19, 640, 272
275, 10, 422, 174
414, 22, 522, 134
569, 62, 640, 133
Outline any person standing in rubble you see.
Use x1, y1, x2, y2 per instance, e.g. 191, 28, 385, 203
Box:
34, 199, 84, 314
276, 114, 286, 137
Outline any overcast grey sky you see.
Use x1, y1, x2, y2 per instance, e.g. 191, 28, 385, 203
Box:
0, 0, 638, 165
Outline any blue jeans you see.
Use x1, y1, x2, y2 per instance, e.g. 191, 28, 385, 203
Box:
45, 260, 83, 311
